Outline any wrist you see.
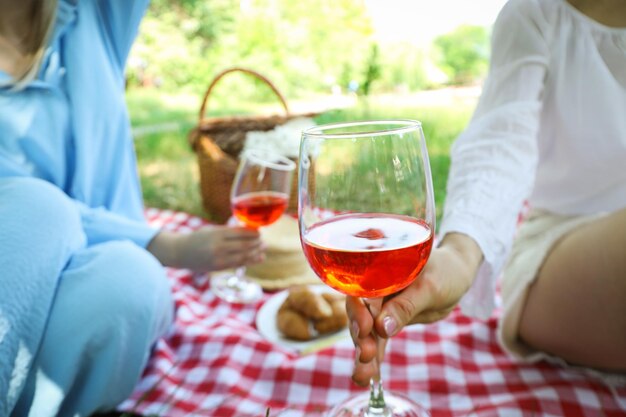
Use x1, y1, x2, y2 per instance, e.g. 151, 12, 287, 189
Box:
147, 230, 183, 268
439, 232, 484, 286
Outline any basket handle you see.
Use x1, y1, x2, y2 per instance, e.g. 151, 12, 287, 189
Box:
198, 67, 290, 123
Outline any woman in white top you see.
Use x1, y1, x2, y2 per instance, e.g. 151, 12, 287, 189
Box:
348, 0, 626, 384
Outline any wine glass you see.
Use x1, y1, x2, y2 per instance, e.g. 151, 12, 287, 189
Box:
211, 149, 296, 304
298, 120, 435, 417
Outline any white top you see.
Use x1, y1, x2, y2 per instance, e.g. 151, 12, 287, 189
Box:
439, 0, 626, 319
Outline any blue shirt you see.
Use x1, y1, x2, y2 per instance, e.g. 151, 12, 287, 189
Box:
0, 0, 157, 247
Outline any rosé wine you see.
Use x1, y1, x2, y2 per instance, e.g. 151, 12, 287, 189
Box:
301, 213, 433, 298
232, 191, 288, 228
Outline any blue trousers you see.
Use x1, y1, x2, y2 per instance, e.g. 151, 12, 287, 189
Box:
1, 178, 173, 417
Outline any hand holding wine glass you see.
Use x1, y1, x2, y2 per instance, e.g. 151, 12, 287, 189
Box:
348, 232, 483, 385
211, 149, 296, 304
299, 120, 436, 417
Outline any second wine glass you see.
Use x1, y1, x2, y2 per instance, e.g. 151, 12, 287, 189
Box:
211, 149, 296, 304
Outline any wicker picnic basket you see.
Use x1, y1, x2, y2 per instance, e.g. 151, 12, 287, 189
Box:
188, 67, 314, 224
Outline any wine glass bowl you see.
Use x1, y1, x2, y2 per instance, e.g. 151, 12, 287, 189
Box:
211, 149, 295, 304
298, 120, 435, 417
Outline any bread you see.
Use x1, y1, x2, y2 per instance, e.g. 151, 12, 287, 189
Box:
285, 285, 333, 319
314, 295, 349, 334
276, 306, 313, 341
246, 216, 320, 289
276, 286, 348, 341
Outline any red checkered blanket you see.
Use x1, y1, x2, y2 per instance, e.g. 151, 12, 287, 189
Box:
118, 208, 626, 417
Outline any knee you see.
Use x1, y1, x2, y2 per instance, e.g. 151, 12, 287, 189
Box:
69, 241, 174, 344
96, 241, 173, 335
26, 242, 174, 414
0, 177, 82, 247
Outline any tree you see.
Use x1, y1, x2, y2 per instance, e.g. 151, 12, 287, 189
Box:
130, 0, 376, 97
148, 0, 237, 51
360, 43, 381, 96
433, 25, 489, 85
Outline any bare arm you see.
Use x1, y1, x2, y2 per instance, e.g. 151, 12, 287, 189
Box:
147, 226, 265, 272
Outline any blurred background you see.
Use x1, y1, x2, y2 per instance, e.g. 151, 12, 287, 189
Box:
127, 0, 507, 222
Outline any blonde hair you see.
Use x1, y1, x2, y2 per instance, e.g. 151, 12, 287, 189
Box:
1, 0, 58, 89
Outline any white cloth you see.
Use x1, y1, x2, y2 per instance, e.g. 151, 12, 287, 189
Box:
244, 117, 316, 158
439, 0, 626, 319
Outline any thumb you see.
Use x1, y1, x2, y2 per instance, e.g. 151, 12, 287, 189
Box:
376, 278, 432, 337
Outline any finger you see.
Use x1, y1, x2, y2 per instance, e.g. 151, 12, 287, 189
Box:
376, 277, 434, 337
219, 239, 264, 255
352, 336, 388, 386
242, 247, 265, 265
221, 227, 261, 240
207, 249, 252, 270
346, 297, 373, 342
222, 248, 264, 268
355, 333, 377, 364
352, 352, 379, 387
364, 297, 383, 318
193, 226, 259, 245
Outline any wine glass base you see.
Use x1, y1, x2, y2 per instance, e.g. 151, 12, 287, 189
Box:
210, 271, 263, 304
326, 392, 430, 417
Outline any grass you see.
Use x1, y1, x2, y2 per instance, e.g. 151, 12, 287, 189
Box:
126, 88, 475, 224
127, 89, 204, 218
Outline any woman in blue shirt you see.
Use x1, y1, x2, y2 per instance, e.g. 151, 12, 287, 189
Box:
0, 1, 264, 415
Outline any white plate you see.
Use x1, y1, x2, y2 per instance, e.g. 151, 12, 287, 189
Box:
256, 285, 351, 354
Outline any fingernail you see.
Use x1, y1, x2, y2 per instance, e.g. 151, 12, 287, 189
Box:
351, 321, 360, 339
383, 315, 397, 336
355, 346, 361, 364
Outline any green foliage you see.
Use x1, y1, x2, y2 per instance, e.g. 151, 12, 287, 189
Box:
272, 0, 376, 92
360, 43, 381, 96
433, 25, 490, 85
127, 0, 434, 98
377, 43, 429, 92
129, 0, 377, 97
147, 0, 237, 50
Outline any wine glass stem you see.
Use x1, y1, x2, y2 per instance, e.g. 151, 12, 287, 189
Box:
228, 266, 247, 288
363, 298, 390, 416
235, 265, 246, 279
368, 377, 387, 415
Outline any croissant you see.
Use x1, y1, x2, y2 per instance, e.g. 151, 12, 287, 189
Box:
314, 297, 348, 334
321, 292, 345, 305
276, 307, 313, 341
276, 286, 349, 341
286, 286, 333, 319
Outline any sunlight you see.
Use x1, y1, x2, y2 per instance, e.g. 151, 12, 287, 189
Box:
365, 0, 508, 45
